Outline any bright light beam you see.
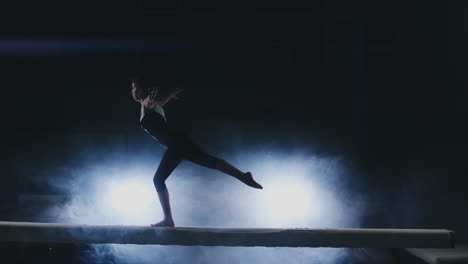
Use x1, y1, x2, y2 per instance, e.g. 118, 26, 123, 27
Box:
240, 152, 352, 228
262, 181, 313, 223
0, 36, 194, 55
105, 180, 155, 220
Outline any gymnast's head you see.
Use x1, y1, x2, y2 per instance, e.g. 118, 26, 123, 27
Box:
131, 77, 158, 102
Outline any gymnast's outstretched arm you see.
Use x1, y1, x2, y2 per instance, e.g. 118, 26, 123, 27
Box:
141, 87, 182, 109
157, 88, 183, 107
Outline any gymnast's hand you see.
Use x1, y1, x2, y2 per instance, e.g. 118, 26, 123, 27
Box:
168, 88, 183, 100
158, 88, 183, 107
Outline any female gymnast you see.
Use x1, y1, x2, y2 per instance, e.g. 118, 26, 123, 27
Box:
130, 78, 263, 227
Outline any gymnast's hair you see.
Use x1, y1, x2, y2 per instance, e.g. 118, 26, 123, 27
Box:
131, 76, 159, 102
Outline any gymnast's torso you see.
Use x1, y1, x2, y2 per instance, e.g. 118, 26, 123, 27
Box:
140, 104, 174, 147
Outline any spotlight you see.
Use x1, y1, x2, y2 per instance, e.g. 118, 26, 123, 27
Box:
262, 181, 314, 223
106, 180, 154, 216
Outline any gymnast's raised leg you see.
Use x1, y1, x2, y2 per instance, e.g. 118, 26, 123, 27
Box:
151, 143, 262, 227
175, 137, 263, 189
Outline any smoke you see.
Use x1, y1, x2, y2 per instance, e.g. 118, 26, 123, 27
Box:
36, 133, 369, 264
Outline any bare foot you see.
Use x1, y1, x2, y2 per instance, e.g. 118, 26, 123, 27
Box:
241, 172, 263, 189
150, 219, 175, 227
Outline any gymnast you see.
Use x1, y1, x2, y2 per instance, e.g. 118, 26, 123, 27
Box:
130, 78, 263, 227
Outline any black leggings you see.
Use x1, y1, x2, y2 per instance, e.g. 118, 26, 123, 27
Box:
153, 135, 220, 192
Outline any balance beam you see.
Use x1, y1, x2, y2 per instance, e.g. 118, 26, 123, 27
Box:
0, 221, 454, 248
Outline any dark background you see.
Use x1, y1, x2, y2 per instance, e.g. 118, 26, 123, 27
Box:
0, 0, 467, 262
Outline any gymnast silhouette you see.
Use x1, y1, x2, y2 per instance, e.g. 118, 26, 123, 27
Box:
130, 78, 263, 227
